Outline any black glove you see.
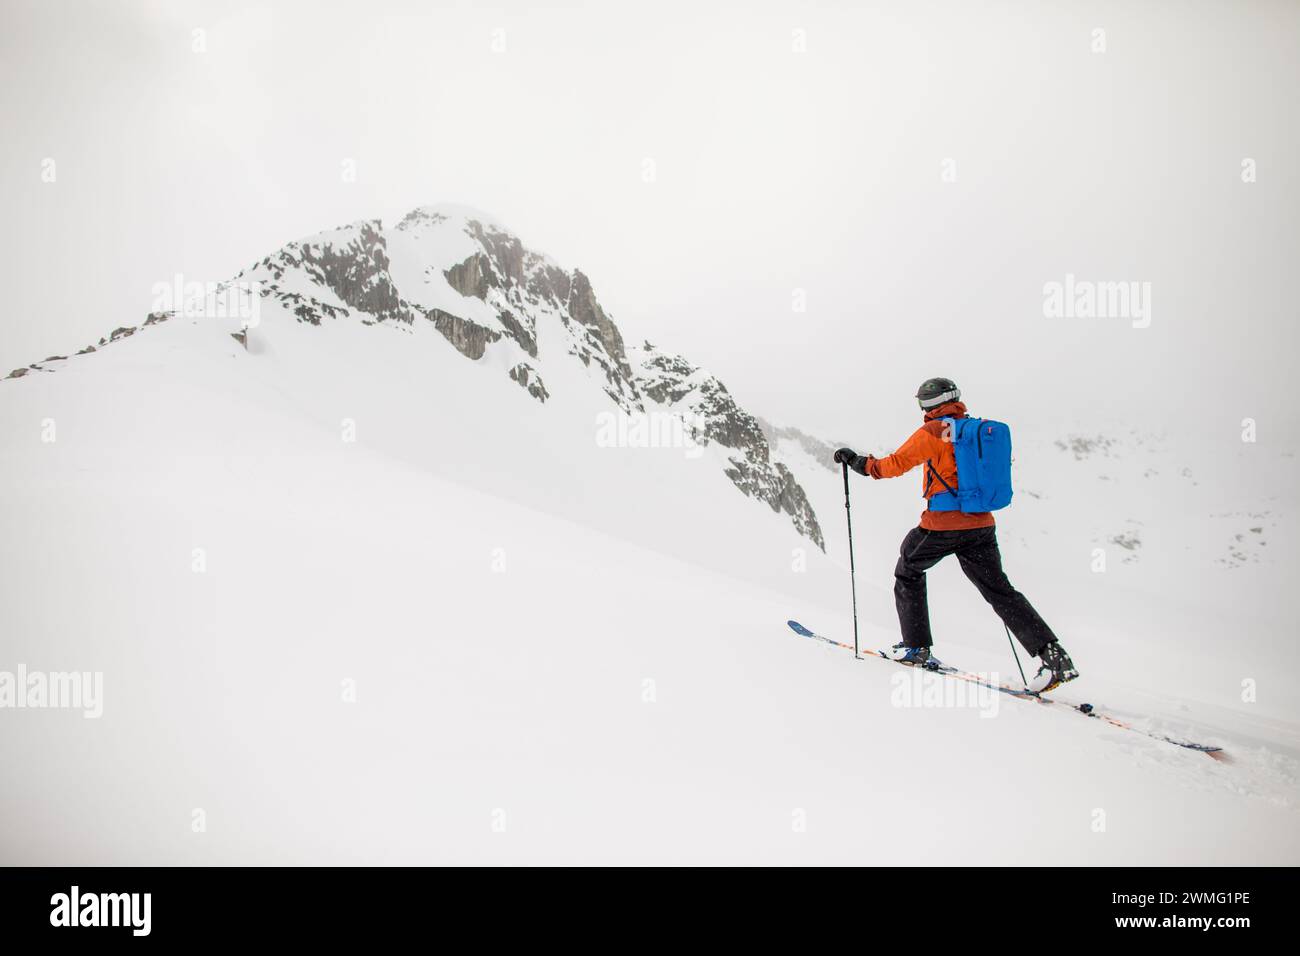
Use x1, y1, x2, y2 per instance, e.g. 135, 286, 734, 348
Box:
835, 447, 873, 476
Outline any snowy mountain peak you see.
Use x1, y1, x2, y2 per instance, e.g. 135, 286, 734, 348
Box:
397, 202, 508, 234
6, 203, 827, 550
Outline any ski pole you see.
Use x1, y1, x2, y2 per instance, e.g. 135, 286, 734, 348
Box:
1003, 623, 1028, 687
841, 462, 861, 660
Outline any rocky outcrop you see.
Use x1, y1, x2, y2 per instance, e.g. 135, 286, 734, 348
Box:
564, 271, 640, 412
395, 207, 447, 231
724, 458, 825, 549
248, 220, 410, 326
568, 270, 630, 374
433, 215, 827, 547
424, 219, 638, 411
509, 362, 549, 402
301, 221, 409, 324
426, 308, 501, 361
272, 291, 348, 326
468, 220, 525, 286
639, 349, 696, 405
527, 262, 571, 308
496, 309, 537, 358
635, 342, 825, 550
444, 253, 498, 301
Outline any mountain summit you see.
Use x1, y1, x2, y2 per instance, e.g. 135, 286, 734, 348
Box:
8, 204, 824, 549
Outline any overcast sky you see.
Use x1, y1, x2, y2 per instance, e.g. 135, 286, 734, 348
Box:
2, 0, 1296, 442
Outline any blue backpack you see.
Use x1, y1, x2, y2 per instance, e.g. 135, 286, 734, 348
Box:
926, 417, 1013, 513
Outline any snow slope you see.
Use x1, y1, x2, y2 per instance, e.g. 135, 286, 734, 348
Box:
2, 206, 1298, 864
768, 418, 1300, 723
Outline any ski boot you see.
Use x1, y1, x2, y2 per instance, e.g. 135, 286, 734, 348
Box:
886, 643, 939, 670
1027, 641, 1079, 694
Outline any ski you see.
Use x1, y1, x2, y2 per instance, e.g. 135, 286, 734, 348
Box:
786, 620, 1226, 759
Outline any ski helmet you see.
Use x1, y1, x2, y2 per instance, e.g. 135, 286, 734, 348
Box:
915, 377, 960, 410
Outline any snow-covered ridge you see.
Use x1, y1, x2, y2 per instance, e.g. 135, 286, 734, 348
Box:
756, 418, 852, 475
4, 203, 825, 549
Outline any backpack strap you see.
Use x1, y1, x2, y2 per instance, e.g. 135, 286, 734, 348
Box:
926, 461, 958, 499
925, 417, 961, 509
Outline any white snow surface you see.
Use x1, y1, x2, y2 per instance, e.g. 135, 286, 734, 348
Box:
2, 208, 1298, 864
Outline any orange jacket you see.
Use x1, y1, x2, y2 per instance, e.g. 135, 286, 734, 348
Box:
864, 400, 995, 531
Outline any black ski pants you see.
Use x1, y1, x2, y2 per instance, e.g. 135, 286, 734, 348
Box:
894, 525, 1057, 655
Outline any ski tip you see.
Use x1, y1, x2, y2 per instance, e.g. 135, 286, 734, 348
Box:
787, 620, 814, 637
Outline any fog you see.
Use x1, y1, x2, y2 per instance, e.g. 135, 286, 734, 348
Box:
2, 0, 1296, 441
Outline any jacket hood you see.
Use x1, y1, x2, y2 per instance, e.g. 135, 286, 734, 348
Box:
923, 400, 968, 421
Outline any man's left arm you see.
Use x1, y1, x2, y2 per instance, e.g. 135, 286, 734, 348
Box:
835, 425, 941, 480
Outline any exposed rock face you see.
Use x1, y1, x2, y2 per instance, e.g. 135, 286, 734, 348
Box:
496, 310, 537, 358
444, 253, 497, 301
248, 220, 411, 326
509, 362, 549, 402
301, 221, 409, 324
468, 220, 525, 286
528, 262, 571, 307
634, 341, 825, 550
639, 349, 696, 405
567, 270, 637, 407
426, 308, 501, 361
724, 458, 825, 549
410, 212, 639, 412
276, 292, 347, 326
395, 207, 447, 231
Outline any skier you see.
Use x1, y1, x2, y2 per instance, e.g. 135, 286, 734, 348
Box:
833, 377, 1078, 693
